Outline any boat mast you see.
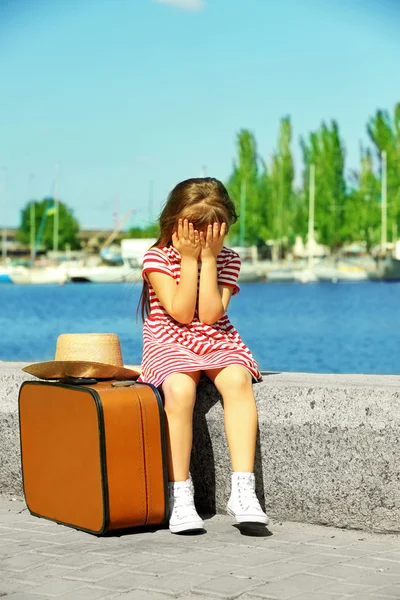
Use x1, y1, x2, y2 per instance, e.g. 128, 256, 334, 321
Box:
30, 202, 36, 263
148, 181, 154, 224
1, 167, 7, 261
381, 150, 387, 256
239, 179, 246, 248
53, 163, 60, 253
29, 173, 36, 263
308, 164, 315, 270
113, 192, 119, 231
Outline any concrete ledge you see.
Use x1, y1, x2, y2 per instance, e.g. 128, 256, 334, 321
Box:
1, 363, 400, 533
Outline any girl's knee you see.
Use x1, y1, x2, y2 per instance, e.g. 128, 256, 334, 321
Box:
217, 366, 253, 394
162, 374, 198, 411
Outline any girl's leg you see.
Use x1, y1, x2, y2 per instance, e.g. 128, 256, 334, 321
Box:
205, 365, 268, 524
205, 365, 257, 471
162, 371, 201, 481
161, 371, 204, 533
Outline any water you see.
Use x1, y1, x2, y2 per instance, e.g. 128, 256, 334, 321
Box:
1, 281, 399, 374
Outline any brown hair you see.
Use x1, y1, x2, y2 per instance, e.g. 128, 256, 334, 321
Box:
137, 177, 238, 321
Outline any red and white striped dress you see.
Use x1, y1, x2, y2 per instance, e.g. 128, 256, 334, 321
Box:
137, 244, 262, 388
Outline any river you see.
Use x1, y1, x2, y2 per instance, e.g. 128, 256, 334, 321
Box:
1, 281, 399, 374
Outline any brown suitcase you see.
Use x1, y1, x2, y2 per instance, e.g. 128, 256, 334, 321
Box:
18, 379, 168, 535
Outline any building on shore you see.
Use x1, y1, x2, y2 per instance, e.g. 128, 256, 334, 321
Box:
1, 227, 122, 261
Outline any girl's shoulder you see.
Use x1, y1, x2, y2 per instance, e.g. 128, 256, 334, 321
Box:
219, 246, 241, 263
143, 246, 164, 257
143, 245, 176, 262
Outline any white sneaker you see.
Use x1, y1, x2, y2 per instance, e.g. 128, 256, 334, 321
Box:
227, 472, 269, 524
168, 478, 204, 533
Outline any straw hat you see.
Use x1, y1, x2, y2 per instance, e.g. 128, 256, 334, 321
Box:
22, 333, 141, 380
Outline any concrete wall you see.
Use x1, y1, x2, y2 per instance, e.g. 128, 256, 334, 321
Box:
1, 363, 399, 533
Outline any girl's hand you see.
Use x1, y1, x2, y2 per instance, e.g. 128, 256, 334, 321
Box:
200, 222, 227, 261
172, 219, 201, 260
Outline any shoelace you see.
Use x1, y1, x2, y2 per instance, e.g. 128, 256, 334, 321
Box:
170, 487, 197, 510
236, 477, 259, 503
173, 496, 199, 519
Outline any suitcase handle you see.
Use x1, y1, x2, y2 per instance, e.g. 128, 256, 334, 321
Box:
58, 377, 99, 385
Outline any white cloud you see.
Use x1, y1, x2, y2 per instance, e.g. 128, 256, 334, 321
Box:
153, 0, 205, 12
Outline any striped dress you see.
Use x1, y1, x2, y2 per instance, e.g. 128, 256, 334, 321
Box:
137, 244, 262, 388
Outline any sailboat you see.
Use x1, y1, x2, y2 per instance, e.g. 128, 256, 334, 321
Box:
368, 150, 400, 281
264, 166, 319, 283
293, 164, 367, 283
0, 168, 12, 282
9, 264, 68, 285
294, 164, 318, 283
66, 259, 141, 283
369, 245, 400, 281
66, 206, 142, 283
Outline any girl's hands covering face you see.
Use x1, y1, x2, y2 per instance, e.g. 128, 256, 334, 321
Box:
172, 219, 201, 259
200, 222, 227, 260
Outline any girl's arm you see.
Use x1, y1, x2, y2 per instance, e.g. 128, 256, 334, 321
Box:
148, 219, 200, 324
198, 259, 233, 324
198, 223, 233, 325
148, 258, 198, 324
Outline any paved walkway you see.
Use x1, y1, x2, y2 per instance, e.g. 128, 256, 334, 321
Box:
0, 497, 400, 600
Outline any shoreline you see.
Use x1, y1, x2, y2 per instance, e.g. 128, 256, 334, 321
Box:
2, 364, 400, 532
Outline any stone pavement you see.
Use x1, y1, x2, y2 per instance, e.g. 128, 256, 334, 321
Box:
1, 498, 400, 600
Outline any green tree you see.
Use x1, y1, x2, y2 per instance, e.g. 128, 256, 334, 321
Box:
343, 147, 380, 249
367, 103, 400, 240
301, 120, 346, 248
269, 116, 295, 245
226, 129, 268, 245
290, 189, 308, 243
256, 158, 271, 242
18, 198, 81, 250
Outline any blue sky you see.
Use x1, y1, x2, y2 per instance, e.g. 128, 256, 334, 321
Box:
1, 0, 399, 230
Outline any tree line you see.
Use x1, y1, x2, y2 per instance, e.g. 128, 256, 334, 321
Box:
227, 103, 400, 251
18, 103, 400, 253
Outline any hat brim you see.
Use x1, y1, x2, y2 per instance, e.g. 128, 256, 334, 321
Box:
22, 360, 141, 381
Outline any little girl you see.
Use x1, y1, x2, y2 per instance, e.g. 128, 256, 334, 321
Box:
137, 177, 268, 533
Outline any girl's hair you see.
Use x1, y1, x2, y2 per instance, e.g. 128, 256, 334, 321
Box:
137, 177, 238, 321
